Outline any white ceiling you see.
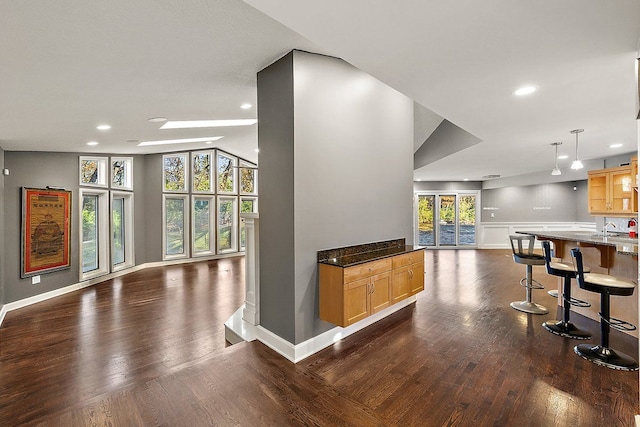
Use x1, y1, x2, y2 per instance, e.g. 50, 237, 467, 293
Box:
2, 1, 639, 180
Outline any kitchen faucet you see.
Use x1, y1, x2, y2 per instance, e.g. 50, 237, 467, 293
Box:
602, 221, 617, 237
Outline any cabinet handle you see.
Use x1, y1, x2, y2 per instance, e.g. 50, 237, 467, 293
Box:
409, 270, 413, 279
372, 282, 375, 294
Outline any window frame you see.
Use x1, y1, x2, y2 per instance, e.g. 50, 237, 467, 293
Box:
162, 194, 191, 260
79, 156, 109, 188
216, 151, 238, 195
110, 157, 134, 191
191, 150, 215, 194
111, 191, 135, 272
239, 160, 258, 196
217, 196, 238, 254
162, 153, 189, 193
79, 188, 110, 280
239, 196, 258, 251
191, 195, 216, 257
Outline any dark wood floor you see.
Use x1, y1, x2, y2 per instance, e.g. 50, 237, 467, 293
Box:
0, 250, 637, 426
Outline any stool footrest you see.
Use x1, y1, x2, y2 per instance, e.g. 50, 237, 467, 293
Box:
599, 313, 637, 332
519, 277, 544, 290
564, 294, 591, 308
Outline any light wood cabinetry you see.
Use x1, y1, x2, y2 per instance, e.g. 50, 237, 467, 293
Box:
319, 250, 424, 327
588, 165, 637, 216
632, 156, 637, 188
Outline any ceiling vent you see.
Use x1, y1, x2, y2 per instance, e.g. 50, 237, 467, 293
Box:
482, 174, 501, 179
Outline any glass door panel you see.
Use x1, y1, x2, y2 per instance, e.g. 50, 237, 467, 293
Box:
82, 195, 99, 273
459, 195, 476, 246
438, 195, 456, 246
417, 195, 435, 246
112, 197, 125, 265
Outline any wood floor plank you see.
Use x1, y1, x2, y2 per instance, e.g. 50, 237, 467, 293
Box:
1, 250, 638, 426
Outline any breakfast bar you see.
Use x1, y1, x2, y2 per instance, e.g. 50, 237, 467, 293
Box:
518, 230, 638, 337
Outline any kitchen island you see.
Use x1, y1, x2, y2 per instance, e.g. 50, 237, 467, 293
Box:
518, 230, 638, 337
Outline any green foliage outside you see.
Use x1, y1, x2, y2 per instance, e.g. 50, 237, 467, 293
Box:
193, 155, 211, 192
418, 195, 476, 230
240, 168, 255, 193
218, 156, 234, 192
459, 195, 476, 225
164, 157, 186, 191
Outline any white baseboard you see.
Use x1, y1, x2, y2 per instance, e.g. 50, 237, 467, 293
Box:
0, 254, 244, 328
255, 296, 417, 363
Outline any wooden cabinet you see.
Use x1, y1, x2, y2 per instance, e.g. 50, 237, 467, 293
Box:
632, 156, 638, 188
319, 250, 424, 327
588, 165, 637, 216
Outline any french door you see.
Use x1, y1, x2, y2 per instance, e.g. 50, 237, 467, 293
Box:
415, 192, 477, 248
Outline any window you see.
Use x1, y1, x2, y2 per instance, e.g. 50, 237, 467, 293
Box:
111, 191, 135, 271
239, 197, 258, 251
163, 195, 190, 259
192, 151, 214, 193
415, 191, 478, 248
163, 153, 189, 192
239, 160, 258, 195
79, 156, 108, 187
111, 157, 133, 190
80, 189, 109, 280
217, 196, 238, 253
192, 196, 216, 257
217, 152, 237, 194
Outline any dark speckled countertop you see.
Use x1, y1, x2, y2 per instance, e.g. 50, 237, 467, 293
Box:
517, 230, 638, 256
319, 245, 424, 268
317, 238, 424, 267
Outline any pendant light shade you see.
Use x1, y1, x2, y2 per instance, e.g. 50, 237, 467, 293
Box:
551, 142, 562, 175
570, 129, 584, 170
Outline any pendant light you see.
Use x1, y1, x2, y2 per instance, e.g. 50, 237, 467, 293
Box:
551, 142, 562, 175
570, 129, 584, 170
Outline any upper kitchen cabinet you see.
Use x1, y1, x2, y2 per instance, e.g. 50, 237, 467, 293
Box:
588, 165, 637, 216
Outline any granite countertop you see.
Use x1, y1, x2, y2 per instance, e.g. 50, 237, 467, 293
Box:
518, 230, 638, 256
319, 245, 424, 268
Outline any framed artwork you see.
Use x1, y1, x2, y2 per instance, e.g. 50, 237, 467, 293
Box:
21, 187, 72, 278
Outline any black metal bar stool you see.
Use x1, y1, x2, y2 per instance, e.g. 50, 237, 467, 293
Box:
509, 235, 548, 315
540, 241, 591, 339
570, 248, 638, 371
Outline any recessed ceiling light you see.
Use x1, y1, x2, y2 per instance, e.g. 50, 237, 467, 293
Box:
126, 139, 139, 143
137, 136, 223, 146
86, 141, 99, 146
416, 178, 421, 181
609, 143, 623, 148
160, 119, 257, 129
463, 178, 469, 181
240, 103, 252, 110
96, 124, 111, 130
558, 155, 569, 160
205, 141, 214, 145
148, 117, 168, 123
254, 148, 260, 153
513, 86, 537, 96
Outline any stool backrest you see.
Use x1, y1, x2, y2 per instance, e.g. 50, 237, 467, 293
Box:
541, 240, 553, 273
509, 234, 536, 256
570, 248, 586, 289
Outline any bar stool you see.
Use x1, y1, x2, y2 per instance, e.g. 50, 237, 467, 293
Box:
509, 235, 548, 315
540, 241, 591, 339
570, 248, 638, 371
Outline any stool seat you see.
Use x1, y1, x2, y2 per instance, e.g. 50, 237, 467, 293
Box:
509, 235, 548, 315
580, 273, 635, 296
548, 261, 591, 274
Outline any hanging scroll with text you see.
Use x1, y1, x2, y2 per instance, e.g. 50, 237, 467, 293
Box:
21, 187, 72, 278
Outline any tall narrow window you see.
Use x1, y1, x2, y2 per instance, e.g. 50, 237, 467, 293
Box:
163, 195, 190, 259
439, 195, 456, 246
459, 195, 477, 246
192, 151, 213, 193
417, 195, 435, 246
217, 196, 238, 253
239, 161, 257, 195
217, 152, 237, 194
192, 196, 215, 257
80, 189, 109, 280
239, 197, 258, 251
163, 153, 189, 192
112, 197, 125, 265
82, 195, 99, 273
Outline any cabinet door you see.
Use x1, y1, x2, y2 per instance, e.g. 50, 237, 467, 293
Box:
391, 265, 411, 304
609, 167, 634, 214
370, 271, 391, 314
344, 277, 369, 326
588, 171, 608, 214
409, 261, 425, 295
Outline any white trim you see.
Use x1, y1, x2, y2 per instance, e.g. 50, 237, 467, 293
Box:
254, 296, 417, 363
217, 196, 238, 254
0, 253, 244, 327
79, 188, 110, 280
191, 195, 216, 257
191, 150, 215, 194
478, 221, 597, 249
162, 194, 191, 260
79, 156, 109, 187
111, 191, 135, 272
162, 153, 190, 193
110, 156, 133, 191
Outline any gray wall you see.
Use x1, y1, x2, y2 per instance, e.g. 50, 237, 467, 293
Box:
143, 154, 163, 263
481, 181, 586, 223
0, 148, 4, 305
258, 50, 414, 345
413, 181, 482, 192
257, 51, 296, 343
2, 152, 147, 303
414, 120, 481, 169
